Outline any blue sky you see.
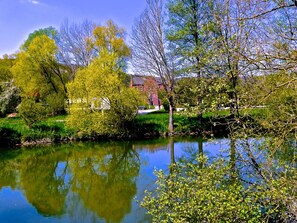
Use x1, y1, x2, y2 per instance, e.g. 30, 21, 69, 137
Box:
0, 0, 147, 57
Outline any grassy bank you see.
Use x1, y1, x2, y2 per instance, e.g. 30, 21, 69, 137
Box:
0, 108, 265, 146
132, 109, 232, 137
0, 115, 73, 146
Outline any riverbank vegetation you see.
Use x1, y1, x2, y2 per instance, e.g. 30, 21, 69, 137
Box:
0, 109, 233, 145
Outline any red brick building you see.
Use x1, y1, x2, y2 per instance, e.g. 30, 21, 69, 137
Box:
130, 75, 163, 107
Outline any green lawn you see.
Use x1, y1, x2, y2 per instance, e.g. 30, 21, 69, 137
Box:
0, 115, 72, 143
134, 110, 212, 135
134, 107, 266, 136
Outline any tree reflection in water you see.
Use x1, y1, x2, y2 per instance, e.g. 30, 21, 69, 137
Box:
70, 143, 140, 223
19, 151, 70, 216
0, 142, 141, 222
3, 137, 294, 222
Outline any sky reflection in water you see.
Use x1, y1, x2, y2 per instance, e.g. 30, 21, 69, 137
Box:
0, 137, 287, 223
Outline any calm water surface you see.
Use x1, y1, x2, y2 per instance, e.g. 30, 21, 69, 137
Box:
0, 137, 231, 223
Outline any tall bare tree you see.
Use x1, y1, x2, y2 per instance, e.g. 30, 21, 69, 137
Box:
131, 0, 177, 135
56, 19, 96, 80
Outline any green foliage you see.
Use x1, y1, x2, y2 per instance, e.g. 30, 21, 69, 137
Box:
0, 57, 14, 81
90, 20, 131, 71
11, 35, 68, 114
0, 115, 73, 143
259, 73, 296, 136
92, 20, 130, 56
158, 89, 169, 111
175, 77, 229, 115
21, 26, 58, 51
66, 21, 142, 137
17, 99, 48, 127
67, 88, 142, 137
142, 155, 296, 222
162, 100, 169, 112
45, 92, 65, 115
142, 157, 258, 222
167, 0, 215, 75
239, 72, 297, 140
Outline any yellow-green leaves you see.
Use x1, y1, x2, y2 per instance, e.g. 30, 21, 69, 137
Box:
11, 35, 69, 125
66, 21, 142, 137
12, 35, 66, 100
141, 156, 293, 222
17, 98, 48, 127
92, 20, 130, 58
0, 57, 14, 82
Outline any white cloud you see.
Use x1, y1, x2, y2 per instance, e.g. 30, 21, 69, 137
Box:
19, 0, 41, 4
28, 0, 40, 4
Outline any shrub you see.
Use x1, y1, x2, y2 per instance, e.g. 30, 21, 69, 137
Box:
162, 99, 169, 112
46, 93, 65, 114
17, 99, 48, 127
142, 156, 292, 223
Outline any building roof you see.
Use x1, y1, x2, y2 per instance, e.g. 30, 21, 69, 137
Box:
131, 75, 162, 86
131, 75, 145, 85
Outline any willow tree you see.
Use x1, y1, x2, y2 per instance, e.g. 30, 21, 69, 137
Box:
66, 21, 144, 137
0, 55, 14, 82
11, 35, 69, 125
12, 35, 68, 98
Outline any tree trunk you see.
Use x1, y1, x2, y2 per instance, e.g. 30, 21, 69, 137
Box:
197, 97, 203, 125
170, 137, 175, 165
168, 96, 174, 135
169, 137, 175, 174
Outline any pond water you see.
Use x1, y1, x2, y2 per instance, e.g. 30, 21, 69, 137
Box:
0, 137, 294, 223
